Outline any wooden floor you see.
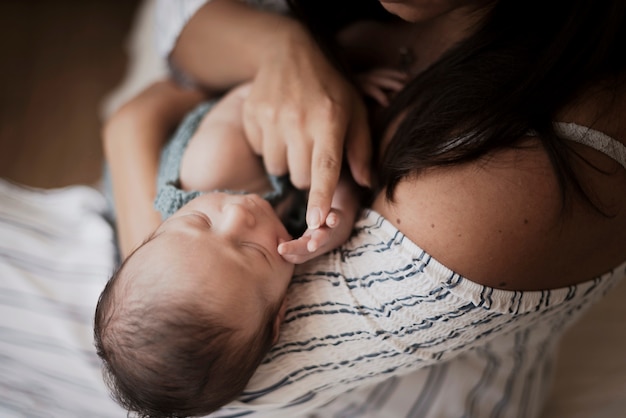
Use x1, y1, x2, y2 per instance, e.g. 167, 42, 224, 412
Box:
0, 0, 140, 189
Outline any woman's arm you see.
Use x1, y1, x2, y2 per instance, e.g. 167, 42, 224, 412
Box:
167, 0, 373, 234
169, 0, 297, 91
102, 80, 205, 257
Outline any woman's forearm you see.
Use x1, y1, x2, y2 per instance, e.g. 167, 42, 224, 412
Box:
103, 81, 205, 257
170, 0, 306, 90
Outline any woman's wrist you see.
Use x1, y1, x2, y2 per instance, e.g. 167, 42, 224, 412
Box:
256, 18, 315, 74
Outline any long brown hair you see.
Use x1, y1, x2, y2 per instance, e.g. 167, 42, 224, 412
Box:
291, 0, 626, 209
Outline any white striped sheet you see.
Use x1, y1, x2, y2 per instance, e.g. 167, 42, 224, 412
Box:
0, 179, 123, 417
0, 260, 112, 308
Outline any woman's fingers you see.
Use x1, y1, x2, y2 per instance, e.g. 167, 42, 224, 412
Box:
366, 74, 406, 92
286, 134, 312, 189
241, 40, 373, 231
306, 101, 349, 230
242, 95, 264, 156
356, 67, 408, 105
367, 67, 408, 82
359, 81, 390, 106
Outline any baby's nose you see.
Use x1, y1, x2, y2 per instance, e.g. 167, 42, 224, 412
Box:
223, 202, 256, 231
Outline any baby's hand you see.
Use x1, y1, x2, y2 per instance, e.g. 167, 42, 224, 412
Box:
356, 68, 407, 107
277, 209, 351, 264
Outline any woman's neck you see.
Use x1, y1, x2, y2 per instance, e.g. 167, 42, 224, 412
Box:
403, 4, 490, 75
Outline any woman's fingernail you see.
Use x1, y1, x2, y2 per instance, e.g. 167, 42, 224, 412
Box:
326, 213, 338, 228
360, 169, 372, 188
307, 208, 321, 229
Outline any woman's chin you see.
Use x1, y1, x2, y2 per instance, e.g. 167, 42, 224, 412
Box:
379, 2, 448, 22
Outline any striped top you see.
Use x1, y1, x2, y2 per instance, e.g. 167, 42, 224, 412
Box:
207, 123, 626, 417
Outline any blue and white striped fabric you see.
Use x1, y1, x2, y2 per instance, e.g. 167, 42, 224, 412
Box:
204, 123, 626, 418
208, 209, 625, 418
0, 179, 123, 417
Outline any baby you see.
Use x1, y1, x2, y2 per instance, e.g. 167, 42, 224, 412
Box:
94, 83, 364, 418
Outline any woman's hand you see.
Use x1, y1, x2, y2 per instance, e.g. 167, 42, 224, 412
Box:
356, 67, 408, 107
242, 27, 372, 230
277, 171, 362, 264
170, 0, 372, 230
277, 207, 354, 264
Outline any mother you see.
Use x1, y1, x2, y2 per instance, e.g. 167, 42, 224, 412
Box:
105, 0, 626, 416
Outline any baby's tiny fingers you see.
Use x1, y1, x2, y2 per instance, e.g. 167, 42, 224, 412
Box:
278, 236, 311, 257
325, 212, 340, 228
306, 227, 333, 253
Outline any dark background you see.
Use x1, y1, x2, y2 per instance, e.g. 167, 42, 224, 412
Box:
0, 0, 140, 188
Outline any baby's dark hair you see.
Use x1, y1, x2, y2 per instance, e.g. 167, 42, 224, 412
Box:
93, 246, 280, 418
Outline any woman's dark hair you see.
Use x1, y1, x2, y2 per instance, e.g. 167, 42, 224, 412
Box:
292, 0, 626, 210
287, 0, 397, 76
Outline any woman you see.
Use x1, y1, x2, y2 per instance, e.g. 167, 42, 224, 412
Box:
104, 0, 626, 416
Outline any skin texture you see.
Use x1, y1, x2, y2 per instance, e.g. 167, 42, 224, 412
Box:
109, 0, 626, 294
103, 62, 401, 259
378, 0, 487, 22
171, 0, 372, 231
372, 90, 626, 290
100, 3, 626, 415
124, 192, 296, 334
177, 82, 362, 262
103, 81, 205, 257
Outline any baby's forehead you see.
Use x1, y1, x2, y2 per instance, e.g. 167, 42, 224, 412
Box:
119, 236, 189, 292
127, 231, 261, 293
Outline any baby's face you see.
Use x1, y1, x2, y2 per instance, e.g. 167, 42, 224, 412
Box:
131, 192, 295, 332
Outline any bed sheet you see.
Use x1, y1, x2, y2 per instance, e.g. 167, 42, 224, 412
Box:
0, 178, 123, 417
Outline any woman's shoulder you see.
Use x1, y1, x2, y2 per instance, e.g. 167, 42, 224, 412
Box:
372, 95, 626, 290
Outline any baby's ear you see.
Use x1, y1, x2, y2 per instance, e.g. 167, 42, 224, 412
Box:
272, 297, 288, 345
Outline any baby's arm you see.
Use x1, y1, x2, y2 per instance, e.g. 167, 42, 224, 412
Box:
179, 84, 269, 193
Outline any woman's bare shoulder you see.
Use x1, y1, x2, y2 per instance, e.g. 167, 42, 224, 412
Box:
372, 136, 626, 291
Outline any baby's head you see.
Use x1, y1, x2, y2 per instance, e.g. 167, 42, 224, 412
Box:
94, 193, 294, 417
